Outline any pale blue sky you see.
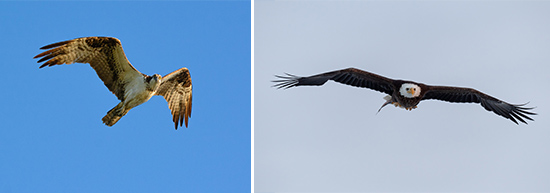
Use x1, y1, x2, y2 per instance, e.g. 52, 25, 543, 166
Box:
255, 1, 550, 192
0, 1, 250, 193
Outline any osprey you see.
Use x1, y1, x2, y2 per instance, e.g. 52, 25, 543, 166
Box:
34, 37, 192, 129
274, 67, 536, 124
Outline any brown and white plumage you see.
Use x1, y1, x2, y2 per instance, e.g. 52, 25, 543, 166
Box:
34, 37, 192, 129
155, 68, 193, 129
274, 67, 536, 124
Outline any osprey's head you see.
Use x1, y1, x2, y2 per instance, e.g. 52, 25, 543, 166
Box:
145, 74, 162, 91
399, 83, 421, 98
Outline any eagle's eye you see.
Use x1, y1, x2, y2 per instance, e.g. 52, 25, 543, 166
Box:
406, 88, 409, 90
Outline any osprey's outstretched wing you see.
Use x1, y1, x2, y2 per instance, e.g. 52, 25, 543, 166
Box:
155, 68, 193, 129
273, 67, 395, 95
34, 37, 142, 100
422, 86, 536, 124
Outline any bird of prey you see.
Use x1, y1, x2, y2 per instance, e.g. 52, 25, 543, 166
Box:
34, 37, 192, 129
274, 67, 536, 124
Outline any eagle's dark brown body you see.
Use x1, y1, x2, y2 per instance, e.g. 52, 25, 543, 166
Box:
389, 80, 427, 109
274, 67, 536, 124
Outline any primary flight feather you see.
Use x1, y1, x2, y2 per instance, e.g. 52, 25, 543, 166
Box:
274, 67, 536, 124
34, 37, 192, 129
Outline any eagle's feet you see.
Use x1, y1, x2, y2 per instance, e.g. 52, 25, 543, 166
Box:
392, 102, 401, 107
392, 102, 417, 110
404, 106, 418, 111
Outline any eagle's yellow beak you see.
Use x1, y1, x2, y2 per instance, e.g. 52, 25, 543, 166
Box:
408, 89, 415, 95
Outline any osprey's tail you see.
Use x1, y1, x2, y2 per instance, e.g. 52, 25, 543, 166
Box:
102, 102, 129, 127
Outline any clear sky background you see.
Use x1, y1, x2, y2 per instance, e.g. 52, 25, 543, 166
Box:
256, 1, 550, 192
0, 1, 250, 193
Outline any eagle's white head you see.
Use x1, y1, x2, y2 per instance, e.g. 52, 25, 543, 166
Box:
399, 83, 421, 98
146, 74, 162, 91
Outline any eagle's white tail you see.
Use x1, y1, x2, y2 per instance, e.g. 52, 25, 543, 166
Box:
102, 102, 129, 126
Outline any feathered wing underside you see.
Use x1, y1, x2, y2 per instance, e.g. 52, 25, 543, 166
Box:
34, 37, 143, 100
155, 68, 193, 129
273, 68, 395, 95
422, 86, 536, 124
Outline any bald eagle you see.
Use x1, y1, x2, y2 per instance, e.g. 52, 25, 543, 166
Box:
34, 37, 192, 129
274, 68, 536, 124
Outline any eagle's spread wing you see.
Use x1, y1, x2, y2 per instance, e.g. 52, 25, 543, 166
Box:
155, 68, 193, 129
34, 37, 142, 100
273, 68, 395, 95
422, 86, 536, 124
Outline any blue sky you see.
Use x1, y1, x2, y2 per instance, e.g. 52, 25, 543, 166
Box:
0, 1, 250, 193
256, 1, 550, 192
